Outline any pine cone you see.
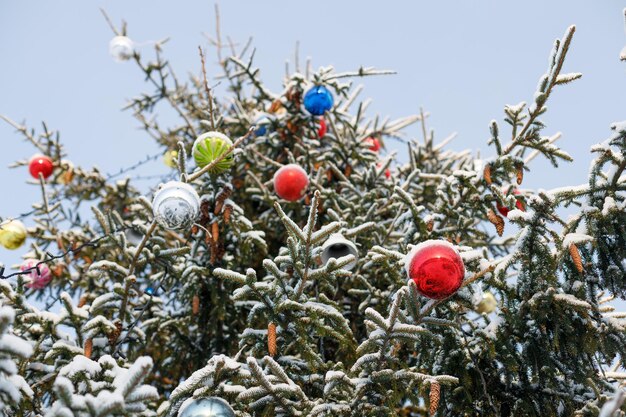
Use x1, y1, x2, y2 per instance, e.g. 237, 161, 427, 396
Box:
214, 185, 232, 215
84, 338, 93, 359
232, 178, 245, 189
483, 164, 492, 185
63, 166, 74, 184
269, 99, 283, 113
209, 240, 217, 265
569, 243, 583, 273
211, 221, 219, 243
487, 209, 505, 236
286, 121, 299, 134
516, 164, 524, 185
52, 263, 65, 277
108, 321, 123, 346
56, 235, 66, 252
192, 295, 200, 315
223, 204, 233, 224
268, 322, 277, 357
71, 241, 81, 259
77, 295, 89, 308
200, 200, 211, 218
429, 380, 441, 415
391, 341, 402, 357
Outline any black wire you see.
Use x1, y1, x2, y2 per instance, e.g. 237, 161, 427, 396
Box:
0, 234, 110, 280
104, 152, 163, 181
0, 151, 164, 228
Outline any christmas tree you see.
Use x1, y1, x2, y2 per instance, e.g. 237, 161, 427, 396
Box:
0, 8, 625, 417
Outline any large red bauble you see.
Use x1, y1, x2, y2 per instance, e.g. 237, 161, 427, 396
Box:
405, 240, 465, 299
496, 188, 525, 217
318, 118, 327, 138
365, 137, 381, 152
273, 164, 309, 202
28, 155, 54, 180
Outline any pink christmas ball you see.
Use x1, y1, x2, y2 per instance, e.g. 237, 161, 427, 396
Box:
20, 259, 52, 290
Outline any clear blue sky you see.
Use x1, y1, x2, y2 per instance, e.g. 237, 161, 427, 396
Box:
1, 1, 625, 264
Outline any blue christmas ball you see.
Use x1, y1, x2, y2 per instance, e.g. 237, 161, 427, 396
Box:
303, 85, 334, 116
256, 125, 267, 137
254, 115, 270, 137
145, 287, 155, 296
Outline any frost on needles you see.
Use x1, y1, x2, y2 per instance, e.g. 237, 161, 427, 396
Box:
0, 12, 625, 417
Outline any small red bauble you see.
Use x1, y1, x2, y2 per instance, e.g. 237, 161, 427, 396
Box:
366, 137, 381, 152
405, 240, 465, 299
318, 118, 327, 138
28, 155, 54, 180
273, 164, 309, 202
376, 162, 391, 179
496, 188, 525, 217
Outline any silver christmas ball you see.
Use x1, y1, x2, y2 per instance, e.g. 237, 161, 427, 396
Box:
109, 35, 134, 62
178, 397, 235, 417
152, 181, 200, 230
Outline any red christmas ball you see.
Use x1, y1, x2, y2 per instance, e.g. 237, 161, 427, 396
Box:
496, 188, 525, 217
273, 164, 309, 202
405, 240, 465, 299
377, 162, 391, 179
318, 118, 327, 138
366, 137, 381, 152
28, 155, 54, 180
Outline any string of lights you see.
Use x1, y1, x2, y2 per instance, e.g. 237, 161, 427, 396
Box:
0, 151, 165, 227
2, 224, 173, 361
0, 233, 111, 280
104, 151, 163, 181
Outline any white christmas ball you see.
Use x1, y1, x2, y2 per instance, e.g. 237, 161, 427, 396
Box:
152, 181, 200, 230
178, 397, 235, 417
109, 35, 134, 62
475, 291, 497, 314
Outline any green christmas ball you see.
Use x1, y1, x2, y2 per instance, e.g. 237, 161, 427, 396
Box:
192, 131, 234, 174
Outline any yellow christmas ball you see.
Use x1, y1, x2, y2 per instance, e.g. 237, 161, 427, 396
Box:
163, 150, 178, 168
476, 291, 497, 314
0, 220, 27, 250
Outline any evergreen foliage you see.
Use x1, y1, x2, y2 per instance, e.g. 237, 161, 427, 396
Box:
0, 11, 625, 417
